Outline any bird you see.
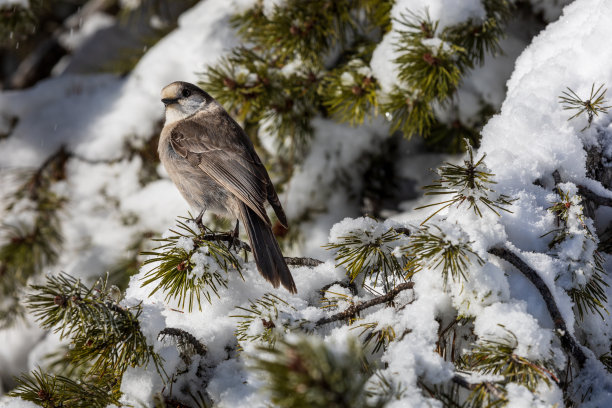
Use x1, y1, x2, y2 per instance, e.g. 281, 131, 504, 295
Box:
158, 81, 297, 293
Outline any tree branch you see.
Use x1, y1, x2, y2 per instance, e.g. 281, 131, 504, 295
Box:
158, 327, 207, 357
451, 375, 505, 400
284, 257, 323, 267
316, 282, 414, 326
552, 169, 612, 207
578, 185, 612, 207
488, 246, 587, 367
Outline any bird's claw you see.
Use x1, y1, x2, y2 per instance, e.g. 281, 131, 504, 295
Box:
228, 220, 240, 251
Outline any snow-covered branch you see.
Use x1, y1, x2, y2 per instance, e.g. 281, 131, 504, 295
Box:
488, 246, 587, 367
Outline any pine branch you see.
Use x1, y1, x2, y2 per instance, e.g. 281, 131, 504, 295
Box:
316, 282, 414, 326
322, 59, 379, 125
487, 246, 587, 367
405, 224, 483, 283
460, 329, 558, 392
200, 232, 251, 252
140, 218, 243, 312
27, 272, 165, 379
232, 293, 295, 348
382, 87, 435, 137
325, 225, 410, 291
251, 336, 386, 408
542, 184, 609, 320
451, 374, 506, 401
416, 141, 513, 224
559, 83, 611, 130
159, 327, 207, 365
353, 321, 396, 353
8, 367, 120, 408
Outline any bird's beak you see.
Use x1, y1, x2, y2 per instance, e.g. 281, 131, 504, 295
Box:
162, 98, 179, 106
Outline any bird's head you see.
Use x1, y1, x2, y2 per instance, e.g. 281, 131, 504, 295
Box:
161, 81, 214, 124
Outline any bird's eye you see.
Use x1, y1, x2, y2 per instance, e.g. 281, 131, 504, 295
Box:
182, 89, 191, 98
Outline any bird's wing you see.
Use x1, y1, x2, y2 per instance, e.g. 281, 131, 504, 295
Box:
169, 111, 271, 224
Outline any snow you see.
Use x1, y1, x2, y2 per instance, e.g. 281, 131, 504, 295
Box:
58, 12, 115, 51
2, 0, 612, 406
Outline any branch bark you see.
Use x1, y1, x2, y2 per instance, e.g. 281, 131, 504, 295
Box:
158, 327, 207, 357
552, 169, 612, 207
316, 282, 414, 326
488, 246, 587, 368
451, 375, 506, 400
577, 185, 612, 207
284, 257, 323, 267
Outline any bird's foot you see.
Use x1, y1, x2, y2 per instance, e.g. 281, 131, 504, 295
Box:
194, 209, 206, 231
229, 220, 240, 251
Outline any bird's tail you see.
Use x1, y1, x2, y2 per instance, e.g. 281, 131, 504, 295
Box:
239, 203, 297, 293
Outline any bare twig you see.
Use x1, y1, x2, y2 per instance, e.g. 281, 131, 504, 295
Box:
451, 375, 506, 400
284, 257, 323, 267
159, 327, 207, 357
316, 282, 414, 326
488, 246, 587, 367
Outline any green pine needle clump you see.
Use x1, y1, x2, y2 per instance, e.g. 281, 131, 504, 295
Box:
200, 46, 318, 157
394, 14, 466, 101
27, 273, 164, 378
0, 1, 40, 46
353, 322, 397, 354
460, 330, 558, 394
417, 141, 513, 223
140, 218, 243, 312
559, 83, 611, 130
322, 59, 379, 125
384, 2, 512, 141
325, 225, 410, 292
567, 254, 608, 320
405, 224, 483, 283
232, 293, 295, 349
21, 272, 164, 405
252, 336, 388, 408
382, 87, 435, 136
0, 148, 68, 327
9, 367, 120, 408
544, 188, 609, 320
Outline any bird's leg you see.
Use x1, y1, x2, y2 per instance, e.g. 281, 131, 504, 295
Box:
229, 220, 240, 251
194, 209, 206, 231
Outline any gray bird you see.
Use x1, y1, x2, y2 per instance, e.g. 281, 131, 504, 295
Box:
159, 81, 297, 293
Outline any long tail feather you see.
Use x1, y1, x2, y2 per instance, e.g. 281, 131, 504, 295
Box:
239, 203, 297, 293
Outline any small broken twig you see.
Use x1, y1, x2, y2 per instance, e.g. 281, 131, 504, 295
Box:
284, 257, 324, 267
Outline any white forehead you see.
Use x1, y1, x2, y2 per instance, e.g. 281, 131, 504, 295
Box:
161, 82, 182, 99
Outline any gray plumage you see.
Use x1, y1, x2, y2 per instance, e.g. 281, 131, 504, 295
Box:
159, 81, 296, 293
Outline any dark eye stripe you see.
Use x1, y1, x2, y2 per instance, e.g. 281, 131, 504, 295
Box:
182, 89, 191, 97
